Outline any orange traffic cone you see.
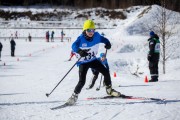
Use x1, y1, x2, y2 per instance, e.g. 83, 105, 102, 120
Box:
144, 76, 148, 83
114, 72, 117, 77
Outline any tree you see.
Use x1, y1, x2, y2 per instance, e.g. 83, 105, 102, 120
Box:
146, 0, 180, 74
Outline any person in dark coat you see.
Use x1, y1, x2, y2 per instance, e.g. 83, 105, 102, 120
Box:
10, 38, 16, 57
147, 31, 160, 82
51, 31, 55, 42
0, 42, 3, 60
28, 33, 32, 42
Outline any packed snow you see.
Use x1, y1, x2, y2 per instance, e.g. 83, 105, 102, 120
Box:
0, 5, 180, 120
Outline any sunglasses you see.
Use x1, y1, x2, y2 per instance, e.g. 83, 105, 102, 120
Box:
86, 29, 95, 33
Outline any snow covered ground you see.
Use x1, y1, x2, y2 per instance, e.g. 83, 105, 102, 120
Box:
0, 5, 180, 120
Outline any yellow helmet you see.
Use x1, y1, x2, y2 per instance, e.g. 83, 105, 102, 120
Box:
83, 20, 95, 31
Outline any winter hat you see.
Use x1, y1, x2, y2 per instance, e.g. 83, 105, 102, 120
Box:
100, 53, 105, 58
83, 20, 95, 31
150, 31, 155, 36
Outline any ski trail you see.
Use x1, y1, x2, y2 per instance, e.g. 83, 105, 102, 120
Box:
109, 108, 125, 120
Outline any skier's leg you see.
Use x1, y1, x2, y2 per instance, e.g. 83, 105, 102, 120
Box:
90, 60, 111, 86
88, 69, 99, 89
154, 61, 159, 81
90, 60, 121, 96
74, 64, 89, 94
67, 64, 89, 105
149, 61, 158, 82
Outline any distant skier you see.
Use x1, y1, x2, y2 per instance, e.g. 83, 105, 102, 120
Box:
51, 31, 55, 42
15, 31, 18, 39
68, 50, 76, 61
0, 41, 3, 61
147, 31, 160, 82
87, 53, 109, 89
66, 20, 122, 105
61, 29, 65, 42
46, 31, 50, 42
28, 33, 32, 42
10, 38, 16, 57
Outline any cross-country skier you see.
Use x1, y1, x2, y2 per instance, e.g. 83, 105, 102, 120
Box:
67, 19, 122, 105
147, 31, 160, 82
87, 53, 109, 89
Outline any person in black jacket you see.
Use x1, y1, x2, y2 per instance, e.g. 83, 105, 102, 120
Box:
0, 41, 3, 60
147, 31, 160, 82
10, 38, 16, 57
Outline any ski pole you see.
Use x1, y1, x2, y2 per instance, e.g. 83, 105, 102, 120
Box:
96, 49, 108, 91
46, 57, 81, 97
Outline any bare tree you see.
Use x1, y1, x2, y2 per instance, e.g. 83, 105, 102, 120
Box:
146, 0, 180, 74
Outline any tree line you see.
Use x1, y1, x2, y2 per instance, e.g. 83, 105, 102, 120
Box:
0, 0, 179, 12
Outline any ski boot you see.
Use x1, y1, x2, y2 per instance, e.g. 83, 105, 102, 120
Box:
149, 79, 158, 82
66, 93, 78, 105
149, 76, 158, 82
106, 86, 121, 97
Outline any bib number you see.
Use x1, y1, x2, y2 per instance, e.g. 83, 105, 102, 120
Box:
84, 52, 95, 60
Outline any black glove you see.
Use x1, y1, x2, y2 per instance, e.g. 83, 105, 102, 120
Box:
147, 55, 151, 61
105, 43, 111, 49
78, 49, 88, 57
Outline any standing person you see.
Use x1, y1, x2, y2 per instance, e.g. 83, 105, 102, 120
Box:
67, 20, 122, 105
28, 33, 32, 42
46, 31, 50, 42
61, 29, 64, 42
68, 50, 76, 61
15, 31, 18, 39
0, 41, 3, 61
51, 31, 55, 42
87, 53, 109, 89
10, 38, 16, 57
147, 31, 160, 82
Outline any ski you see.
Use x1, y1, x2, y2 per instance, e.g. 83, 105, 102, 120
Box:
86, 95, 165, 101
51, 103, 73, 110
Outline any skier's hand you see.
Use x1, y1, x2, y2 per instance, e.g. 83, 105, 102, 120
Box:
78, 49, 88, 57
105, 43, 111, 49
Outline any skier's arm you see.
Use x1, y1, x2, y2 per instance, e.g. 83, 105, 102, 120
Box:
149, 40, 155, 56
72, 37, 81, 53
72, 37, 89, 57
148, 40, 155, 61
100, 36, 111, 49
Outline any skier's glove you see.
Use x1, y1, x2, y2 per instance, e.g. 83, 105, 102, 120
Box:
78, 49, 88, 57
105, 43, 111, 49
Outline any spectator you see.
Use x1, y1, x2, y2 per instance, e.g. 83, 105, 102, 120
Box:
51, 31, 55, 42
28, 33, 32, 42
147, 31, 160, 82
10, 38, 16, 57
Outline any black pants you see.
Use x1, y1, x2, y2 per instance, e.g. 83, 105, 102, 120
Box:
88, 69, 100, 88
74, 59, 111, 94
149, 60, 159, 81
0, 51, 1, 59
11, 49, 15, 56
